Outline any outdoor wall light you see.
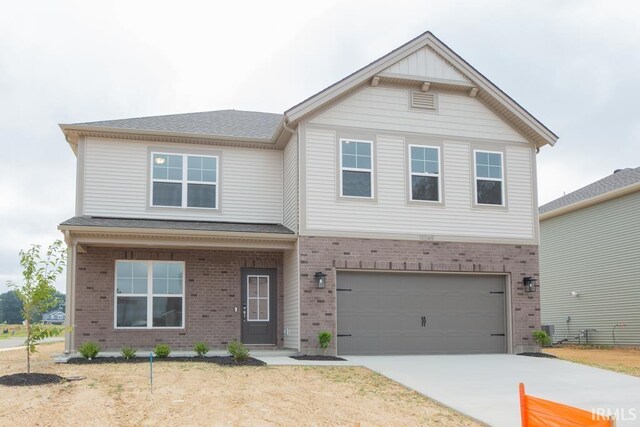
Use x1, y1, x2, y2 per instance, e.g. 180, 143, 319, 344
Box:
523, 276, 538, 292
314, 272, 327, 289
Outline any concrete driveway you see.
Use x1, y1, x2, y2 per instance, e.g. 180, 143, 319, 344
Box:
347, 354, 640, 427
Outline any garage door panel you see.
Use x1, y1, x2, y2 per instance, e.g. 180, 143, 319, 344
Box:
337, 272, 506, 355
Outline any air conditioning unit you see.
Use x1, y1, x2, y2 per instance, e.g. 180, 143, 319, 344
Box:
542, 324, 555, 337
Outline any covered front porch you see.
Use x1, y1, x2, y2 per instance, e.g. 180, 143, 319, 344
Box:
59, 217, 299, 354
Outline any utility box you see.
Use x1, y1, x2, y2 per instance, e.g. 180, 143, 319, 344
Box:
542, 324, 555, 338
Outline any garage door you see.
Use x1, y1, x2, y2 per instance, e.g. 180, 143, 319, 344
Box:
337, 271, 506, 355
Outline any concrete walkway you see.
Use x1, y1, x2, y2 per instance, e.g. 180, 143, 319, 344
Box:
347, 354, 640, 427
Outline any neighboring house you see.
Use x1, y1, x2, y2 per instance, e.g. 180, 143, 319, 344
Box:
42, 309, 65, 325
539, 167, 640, 346
58, 31, 557, 356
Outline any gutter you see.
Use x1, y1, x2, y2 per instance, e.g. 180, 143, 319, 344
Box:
539, 181, 640, 221
58, 224, 298, 241
59, 124, 275, 146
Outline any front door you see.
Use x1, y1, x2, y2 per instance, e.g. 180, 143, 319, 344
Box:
241, 268, 277, 344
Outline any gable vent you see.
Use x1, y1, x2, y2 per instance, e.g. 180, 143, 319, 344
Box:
411, 91, 437, 111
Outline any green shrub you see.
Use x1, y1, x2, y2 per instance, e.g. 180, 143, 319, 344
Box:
318, 331, 332, 354
193, 341, 210, 357
154, 343, 171, 358
227, 340, 250, 362
121, 346, 137, 360
79, 341, 100, 360
532, 330, 552, 347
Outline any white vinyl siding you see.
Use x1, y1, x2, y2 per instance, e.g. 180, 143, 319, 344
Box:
540, 191, 640, 346
304, 127, 536, 240
83, 137, 283, 223
383, 46, 470, 82
283, 134, 298, 232
310, 86, 527, 143
283, 245, 299, 350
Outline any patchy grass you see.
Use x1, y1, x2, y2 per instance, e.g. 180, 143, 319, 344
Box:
545, 346, 640, 377
0, 342, 480, 426
0, 324, 60, 339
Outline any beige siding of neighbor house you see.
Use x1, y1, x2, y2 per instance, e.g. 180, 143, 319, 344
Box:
382, 46, 470, 82
301, 87, 537, 242
283, 133, 298, 232
82, 137, 283, 223
540, 191, 640, 345
283, 243, 300, 350
310, 86, 527, 143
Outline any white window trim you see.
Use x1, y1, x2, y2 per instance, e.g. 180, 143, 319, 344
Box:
473, 149, 505, 207
114, 260, 186, 330
408, 144, 441, 203
150, 152, 219, 210
246, 274, 269, 322
339, 138, 374, 199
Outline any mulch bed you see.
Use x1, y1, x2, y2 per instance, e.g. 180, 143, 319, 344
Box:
66, 356, 265, 366
517, 352, 558, 359
290, 355, 347, 361
0, 373, 65, 387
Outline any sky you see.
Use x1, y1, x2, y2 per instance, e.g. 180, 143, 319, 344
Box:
1, 0, 639, 293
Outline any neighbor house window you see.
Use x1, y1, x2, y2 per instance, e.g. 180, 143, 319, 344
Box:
409, 145, 440, 202
115, 260, 184, 329
340, 139, 373, 198
474, 150, 504, 205
151, 152, 218, 209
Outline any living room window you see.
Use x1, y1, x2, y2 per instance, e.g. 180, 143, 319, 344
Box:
474, 150, 504, 205
409, 145, 440, 202
115, 260, 185, 329
151, 152, 218, 209
340, 139, 373, 198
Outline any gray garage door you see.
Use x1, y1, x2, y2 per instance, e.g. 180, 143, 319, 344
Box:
337, 272, 506, 355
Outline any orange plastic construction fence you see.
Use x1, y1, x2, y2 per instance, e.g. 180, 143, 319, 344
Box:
519, 383, 614, 427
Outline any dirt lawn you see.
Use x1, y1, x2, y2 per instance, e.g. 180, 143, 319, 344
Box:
1, 343, 480, 426
545, 346, 640, 377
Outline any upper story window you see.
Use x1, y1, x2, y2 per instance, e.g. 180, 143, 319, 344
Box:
340, 139, 373, 198
115, 260, 184, 329
474, 150, 504, 206
151, 152, 218, 209
409, 145, 440, 202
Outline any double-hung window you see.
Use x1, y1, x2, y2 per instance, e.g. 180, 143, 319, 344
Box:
409, 145, 440, 202
340, 139, 373, 198
474, 150, 504, 205
151, 152, 218, 209
115, 260, 184, 329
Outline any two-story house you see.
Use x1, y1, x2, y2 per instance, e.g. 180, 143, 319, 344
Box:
59, 31, 557, 356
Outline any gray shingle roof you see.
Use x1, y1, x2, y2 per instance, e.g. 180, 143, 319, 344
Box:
68, 110, 283, 140
60, 216, 294, 235
539, 167, 640, 214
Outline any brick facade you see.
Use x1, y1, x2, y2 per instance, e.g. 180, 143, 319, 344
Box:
297, 236, 540, 355
73, 246, 284, 351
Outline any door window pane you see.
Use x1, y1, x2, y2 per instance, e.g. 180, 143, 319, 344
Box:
248, 277, 258, 297
248, 299, 258, 320
258, 299, 268, 320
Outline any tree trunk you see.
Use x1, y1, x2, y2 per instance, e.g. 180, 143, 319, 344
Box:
26, 318, 30, 374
